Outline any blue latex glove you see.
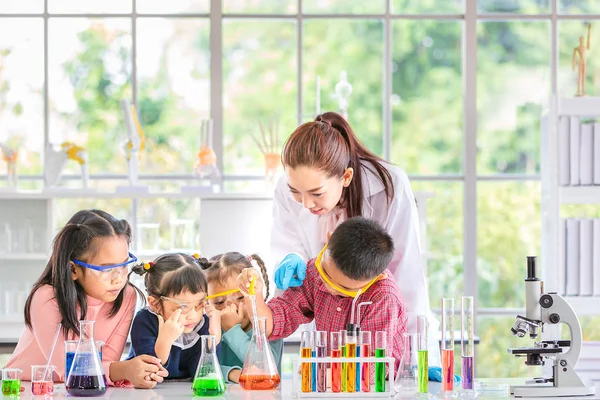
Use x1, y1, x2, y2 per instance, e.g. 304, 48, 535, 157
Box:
428, 366, 461, 383
274, 253, 307, 290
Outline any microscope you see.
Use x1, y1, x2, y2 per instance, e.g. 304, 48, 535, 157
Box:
508, 256, 596, 397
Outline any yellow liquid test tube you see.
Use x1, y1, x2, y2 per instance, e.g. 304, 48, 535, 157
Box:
301, 347, 312, 393
346, 342, 357, 392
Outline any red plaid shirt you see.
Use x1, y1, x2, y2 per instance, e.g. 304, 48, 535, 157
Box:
268, 259, 407, 367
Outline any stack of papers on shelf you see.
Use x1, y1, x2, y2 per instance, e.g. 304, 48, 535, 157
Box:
560, 218, 600, 296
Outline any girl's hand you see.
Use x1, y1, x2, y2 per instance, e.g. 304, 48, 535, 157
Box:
220, 303, 245, 332
157, 308, 185, 345
122, 355, 168, 389
206, 304, 222, 344
237, 268, 264, 297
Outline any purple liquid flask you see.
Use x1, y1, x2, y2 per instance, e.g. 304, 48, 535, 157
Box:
66, 320, 106, 397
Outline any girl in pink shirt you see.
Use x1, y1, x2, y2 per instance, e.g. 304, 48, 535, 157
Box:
5, 209, 168, 389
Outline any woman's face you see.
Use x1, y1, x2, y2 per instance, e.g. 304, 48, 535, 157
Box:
70, 236, 129, 303
285, 166, 353, 215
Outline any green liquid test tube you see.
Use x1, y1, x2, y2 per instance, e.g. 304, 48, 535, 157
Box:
418, 350, 428, 393
341, 331, 347, 392
375, 331, 387, 393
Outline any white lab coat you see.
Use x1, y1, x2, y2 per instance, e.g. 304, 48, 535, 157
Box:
270, 161, 441, 365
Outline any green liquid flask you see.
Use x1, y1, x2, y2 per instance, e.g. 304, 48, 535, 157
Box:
192, 335, 225, 396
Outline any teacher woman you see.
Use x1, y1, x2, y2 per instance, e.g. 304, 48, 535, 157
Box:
270, 111, 440, 364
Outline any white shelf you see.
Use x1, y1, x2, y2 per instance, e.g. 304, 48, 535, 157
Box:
0, 190, 273, 200
0, 253, 48, 261
564, 296, 600, 316
560, 186, 600, 204
558, 97, 600, 116
0, 316, 24, 323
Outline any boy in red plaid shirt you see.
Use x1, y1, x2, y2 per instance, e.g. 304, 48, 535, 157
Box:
238, 217, 407, 367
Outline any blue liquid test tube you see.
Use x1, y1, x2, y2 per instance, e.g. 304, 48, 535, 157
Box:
356, 344, 361, 391
312, 349, 316, 392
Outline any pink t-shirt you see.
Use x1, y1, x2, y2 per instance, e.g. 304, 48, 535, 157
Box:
6, 284, 137, 384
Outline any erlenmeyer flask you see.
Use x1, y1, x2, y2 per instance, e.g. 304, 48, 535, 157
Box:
192, 335, 226, 396
66, 320, 106, 397
239, 317, 281, 390
394, 333, 419, 396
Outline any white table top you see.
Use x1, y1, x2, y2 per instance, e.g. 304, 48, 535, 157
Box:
6, 379, 600, 399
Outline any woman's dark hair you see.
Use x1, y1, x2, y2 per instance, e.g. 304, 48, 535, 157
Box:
24, 209, 140, 338
201, 252, 270, 300
131, 253, 208, 300
282, 111, 394, 218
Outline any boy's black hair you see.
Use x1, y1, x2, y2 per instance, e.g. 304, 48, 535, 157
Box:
327, 217, 394, 280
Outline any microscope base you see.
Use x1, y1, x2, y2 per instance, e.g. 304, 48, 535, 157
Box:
511, 383, 596, 398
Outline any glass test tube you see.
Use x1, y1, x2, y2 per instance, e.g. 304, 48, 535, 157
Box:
340, 330, 347, 392
300, 331, 314, 393
356, 340, 361, 391
417, 315, 429, 394
461, 296, 475, 390
442, 298, 455, 392
315, 331, 327, 392
375, 331, 386, 393
360, 331, 372, 392
345, 331, 357, 393
330, 331, 342, 393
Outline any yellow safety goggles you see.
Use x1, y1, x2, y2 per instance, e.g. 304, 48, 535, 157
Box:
315, 244, 381, 298
206, 288, 240, 300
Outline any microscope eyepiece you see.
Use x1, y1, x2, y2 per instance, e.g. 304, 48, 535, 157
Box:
526, 256, 538, 280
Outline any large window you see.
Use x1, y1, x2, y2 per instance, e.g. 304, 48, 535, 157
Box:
2, 0, 599, 378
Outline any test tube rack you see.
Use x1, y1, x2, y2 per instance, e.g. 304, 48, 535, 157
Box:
292, 356, 396, 398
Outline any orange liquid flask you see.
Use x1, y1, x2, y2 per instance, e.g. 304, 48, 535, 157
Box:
239, 317, 281, 390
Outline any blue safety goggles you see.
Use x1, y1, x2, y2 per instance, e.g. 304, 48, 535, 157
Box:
71, 252, 139, 271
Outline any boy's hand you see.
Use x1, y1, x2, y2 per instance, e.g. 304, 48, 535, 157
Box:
220, 303, 245, 331
237, 268, 264, 297
122, 355, 168, 389
206, 304, 222, 343
157, 309, 185, 344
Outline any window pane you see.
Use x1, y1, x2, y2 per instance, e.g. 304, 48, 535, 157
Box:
137, 18, 210, 174
136, 198, 200, 255
302, 0, 384, 14
411, 181, 463, 306
48, 18, 132, 175
223, 0, 296, 14
478, 0, 550, 13
303, 19, 383, 155
137, 0, 209, 14
477, 21, 549, 174
391, 21, 462, 174
0, 18, 44, 178
558, 21, 599, 97
392, 0, 463, 14
0, 1, 43, 13
49, 0, 132, 13
222, 20, 297, 176
581, 316, 600, 341
477, 182, 541, 308
559, 0, 600, 14
55, 199, 132, 229
477, 316, 539, 378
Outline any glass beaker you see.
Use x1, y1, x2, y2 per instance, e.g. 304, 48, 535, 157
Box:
65, 340, 104, 380
66, 320, 106, 397
2, 368, 22, 396
394, 333, 418, 396
137, 223, 160, 253
192, 335, 225, 396
169, 219, 195, 251
240, 317, 281, 390
31, 365, 55, 395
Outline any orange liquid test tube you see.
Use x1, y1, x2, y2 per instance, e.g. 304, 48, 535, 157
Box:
330, 331, 342, 393
300, 331, 314, 393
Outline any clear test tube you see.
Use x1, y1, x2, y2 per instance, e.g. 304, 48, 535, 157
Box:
360, 331, 372, 392
315, 331, 327, 392
442, 298, 455, 393
417, 315, 429, 394
300, 331, 314, 393
330, 331, 342, 393
461, 296, 475, 391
